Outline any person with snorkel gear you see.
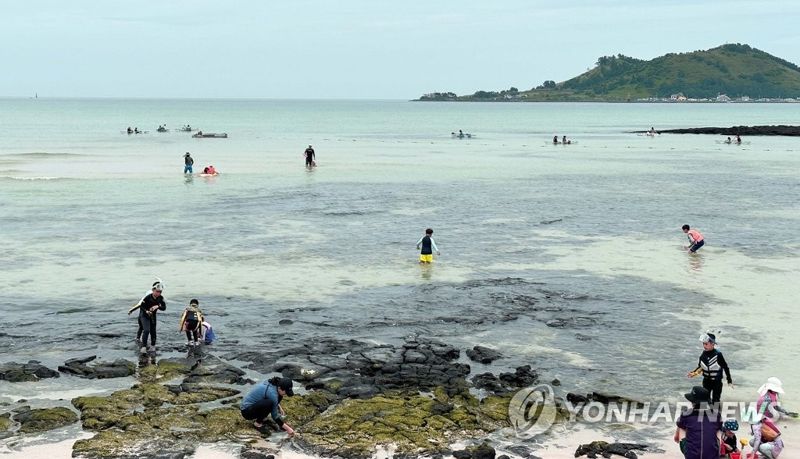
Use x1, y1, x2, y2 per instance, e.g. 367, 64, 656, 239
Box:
687, 332, 733, 405
129, 280, 166, 354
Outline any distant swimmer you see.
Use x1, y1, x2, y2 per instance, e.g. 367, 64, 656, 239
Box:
682, 224, 705, 253
127, 126, 133, 135
416, 228, 440, 264
725, 136, 732, 144
562, 135, 571, 145
184, 152, 194, 174
304, 145, 316, 168
203, 165, 217, 175
735, 134, 742, 144
553, 135, 559, 144
134, 127, 141, 134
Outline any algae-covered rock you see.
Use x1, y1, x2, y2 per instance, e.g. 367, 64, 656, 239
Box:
12, 406, 78, 433
59, 356, 136, 379
296, 390, 507, 458
138, 358, 192, 383
72, 405, 259, 458
0, 413, 11, 439
0, 360, 59, 382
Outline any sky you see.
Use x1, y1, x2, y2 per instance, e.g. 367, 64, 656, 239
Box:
1, 0, 798, 99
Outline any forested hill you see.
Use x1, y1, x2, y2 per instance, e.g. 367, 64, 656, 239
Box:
419, 44, 800, 102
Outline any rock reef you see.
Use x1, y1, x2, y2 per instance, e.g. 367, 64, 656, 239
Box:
648, 125, 800, 136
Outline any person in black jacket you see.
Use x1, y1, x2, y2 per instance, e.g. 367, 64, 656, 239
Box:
687, 332, 733, 404
131, 281, 166, 354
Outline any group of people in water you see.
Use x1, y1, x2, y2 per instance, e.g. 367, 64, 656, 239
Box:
724, 135, 743, 144
126, 124, 196, 134
552, 135, 572, 145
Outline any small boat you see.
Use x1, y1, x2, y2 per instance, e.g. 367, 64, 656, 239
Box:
156, 128, 169, 133
451, 132, 473, 139
192, 132, 228, 138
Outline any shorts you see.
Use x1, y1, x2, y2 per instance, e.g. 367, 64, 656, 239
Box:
689, 239, 705, 252
419, 254, 433, 263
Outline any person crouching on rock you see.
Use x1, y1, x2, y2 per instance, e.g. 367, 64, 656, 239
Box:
240, 376, 296, 436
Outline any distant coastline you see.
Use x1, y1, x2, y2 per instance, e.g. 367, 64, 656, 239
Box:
418, 43, 800, 103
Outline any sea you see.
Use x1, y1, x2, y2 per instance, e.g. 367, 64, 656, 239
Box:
0, 99, 798, 457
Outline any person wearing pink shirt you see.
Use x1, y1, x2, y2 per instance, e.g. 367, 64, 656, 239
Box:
682, 224, 705, 253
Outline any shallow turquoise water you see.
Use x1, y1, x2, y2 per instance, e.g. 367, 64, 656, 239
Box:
0, 99, 798, 427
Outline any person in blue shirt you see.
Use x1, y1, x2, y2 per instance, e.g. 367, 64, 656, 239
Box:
240, 377, 296, 436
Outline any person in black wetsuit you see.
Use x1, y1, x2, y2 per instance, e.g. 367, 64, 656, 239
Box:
415, 228, 440, 264
304, 145, 315, 167
687, 332, 733, 404
134, 282, 166, 354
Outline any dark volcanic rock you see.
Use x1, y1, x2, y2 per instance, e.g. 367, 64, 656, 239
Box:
575, 440, 649, 458
466, 345, 503, 364
235, 336, 471, 397
472, 366, 538, 395
0, 361, 59, 382
453, 442, 496, 459
58, 356, 136, 379
655, 125, 800, 136
498, 365, 537, 388
12, 406, 78, 433
180, 355, 248, 385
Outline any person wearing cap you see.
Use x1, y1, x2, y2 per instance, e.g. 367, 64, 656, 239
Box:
184, 152, 194, 174
132, 281, 166, 354
721, 419, 739, 456
240, 376, 296, 437
304, 145, 315, 168
688, 332, 733, 404
673, 385, 722, 458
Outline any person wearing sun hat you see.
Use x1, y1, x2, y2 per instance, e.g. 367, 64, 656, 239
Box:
687, 332, 733, 405
674, 385, 722, 458
756, 377, 797, 421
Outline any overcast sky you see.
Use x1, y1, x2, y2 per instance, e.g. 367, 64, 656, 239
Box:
2, 0, 798, 99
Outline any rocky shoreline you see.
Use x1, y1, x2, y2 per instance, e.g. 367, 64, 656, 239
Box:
0, 337, 657, 459
636, 124, 800, 136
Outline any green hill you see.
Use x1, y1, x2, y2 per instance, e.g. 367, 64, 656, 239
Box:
419, 44, 800, 101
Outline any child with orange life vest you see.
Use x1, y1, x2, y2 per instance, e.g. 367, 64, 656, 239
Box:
682, 224, 705, 253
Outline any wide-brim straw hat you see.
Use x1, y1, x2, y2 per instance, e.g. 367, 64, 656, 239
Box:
757, 377, 784, 395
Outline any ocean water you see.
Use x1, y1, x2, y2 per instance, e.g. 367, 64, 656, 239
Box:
0, 99, 799, 455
